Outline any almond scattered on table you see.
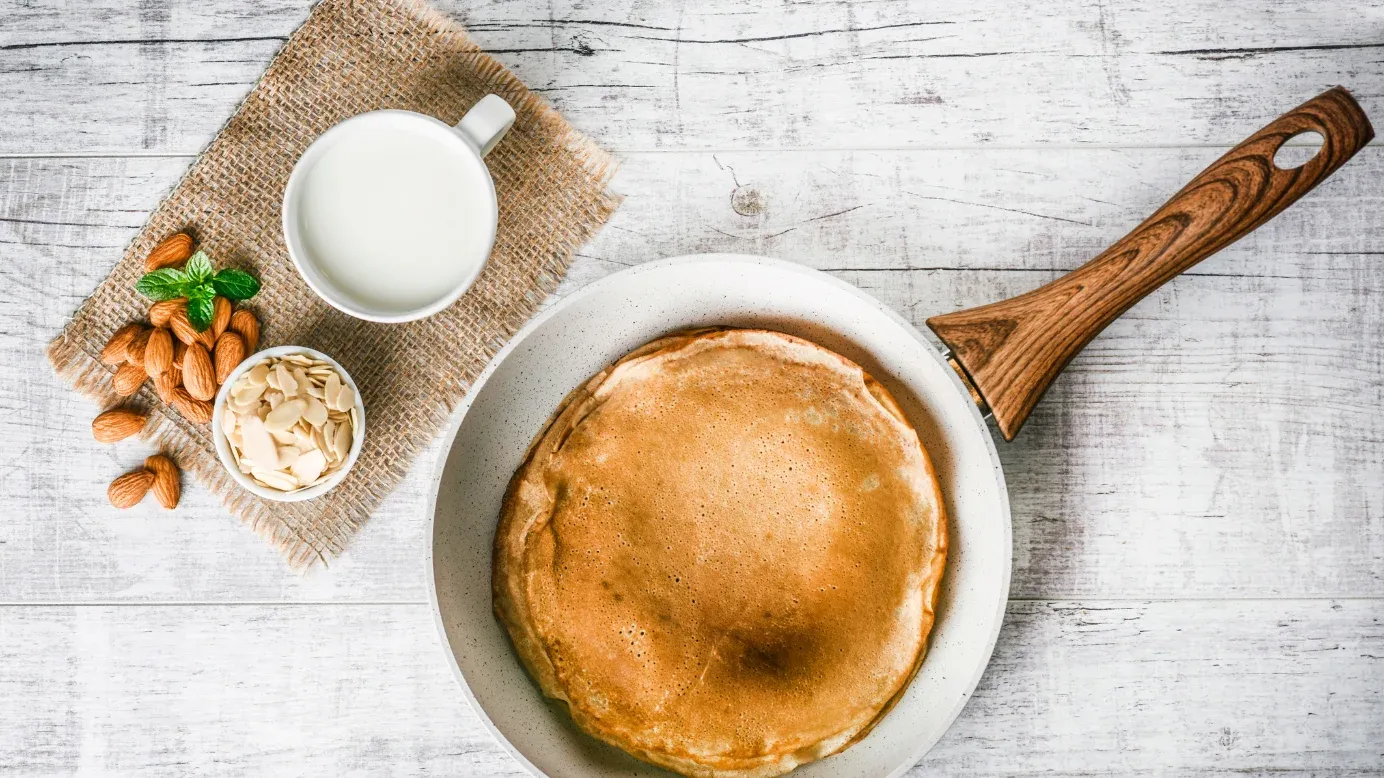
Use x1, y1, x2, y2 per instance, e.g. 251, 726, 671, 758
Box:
222, 354, 357, 493
169, 306, 200, 347
171, 388, 214, 424
108, 469, 154, 509
230, 309, 260, 353
101, 323, 144, 366
212, 296, 232, 339
149, 298, 185, 329
182, 342, 217, 401
92, 408, 148, 443
144, 327, 174, 376
125, 328, 152, 366
112, 361, 148, 396
144, 232, 194, 272
214, 332, 246, 384
89, 232, 268, 511
154, 371, 180, 404
144, 454, 181, 509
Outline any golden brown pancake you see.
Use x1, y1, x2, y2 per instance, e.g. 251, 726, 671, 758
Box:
493, 328, 947, 778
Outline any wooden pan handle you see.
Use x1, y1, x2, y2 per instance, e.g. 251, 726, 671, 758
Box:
927, 86, 1373, 441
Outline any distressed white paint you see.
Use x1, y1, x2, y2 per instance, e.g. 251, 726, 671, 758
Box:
2, 0, 1382, 773
1, 0, 1382, 153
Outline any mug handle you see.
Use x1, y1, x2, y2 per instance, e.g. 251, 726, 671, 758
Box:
456, 95, 516, 157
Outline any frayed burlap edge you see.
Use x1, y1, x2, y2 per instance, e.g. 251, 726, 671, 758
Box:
47, 0, 621, 570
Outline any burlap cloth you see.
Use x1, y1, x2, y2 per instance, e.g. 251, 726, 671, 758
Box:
47, 0, 619, 569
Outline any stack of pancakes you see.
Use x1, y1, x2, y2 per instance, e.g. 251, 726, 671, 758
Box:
494, 329, 947, 777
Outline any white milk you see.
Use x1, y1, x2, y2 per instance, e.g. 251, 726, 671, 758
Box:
293, 121, 492, 314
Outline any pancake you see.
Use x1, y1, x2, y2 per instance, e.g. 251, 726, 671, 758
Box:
493, 328, 947, 778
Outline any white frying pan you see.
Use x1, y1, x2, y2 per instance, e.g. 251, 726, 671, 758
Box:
427, 88, 1371, 777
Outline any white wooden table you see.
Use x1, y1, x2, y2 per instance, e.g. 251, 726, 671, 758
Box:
3, 1, 1383, 774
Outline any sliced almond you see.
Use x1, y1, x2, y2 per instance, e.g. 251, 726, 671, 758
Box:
276, 446, 301, 469
246, 362, 271, 387
290, 449, 327, 484
232, 381, 266, 406
239, 415, 279, 471
264, 398, 305, 433
292, 427, 314, 450
331, 382, 355, 412
220, 407, 238, 437
322, 420, 338, 460
251, 468, 298, 491
323, 372, 342, 410
332, 421, 352, 463
302, 395, 328, 427
275, 363, 297, 397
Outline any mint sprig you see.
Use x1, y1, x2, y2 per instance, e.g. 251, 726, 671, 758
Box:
134, 249, 261, 331
187, 296, 216, 332
212, 269, 260, 300
134, 268, 189, 301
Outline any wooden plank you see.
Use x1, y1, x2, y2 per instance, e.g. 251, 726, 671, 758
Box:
2, 0, 1382, 154
0, 600, 1378, 774
3, 149, 1381, 602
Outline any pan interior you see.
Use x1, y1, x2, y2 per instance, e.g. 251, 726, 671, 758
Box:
429, 255, 1011, 778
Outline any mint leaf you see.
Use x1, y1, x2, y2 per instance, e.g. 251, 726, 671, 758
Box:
212, 268, 260, 301
187, 294, 215, 332
184, 251, 214, 284
135, 268, 190, 300
186, 282, 215, 302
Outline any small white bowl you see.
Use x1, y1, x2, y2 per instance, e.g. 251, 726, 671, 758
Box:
211, 345, 366, 502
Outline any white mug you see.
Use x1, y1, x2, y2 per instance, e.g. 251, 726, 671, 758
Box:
282, 95, 516, 323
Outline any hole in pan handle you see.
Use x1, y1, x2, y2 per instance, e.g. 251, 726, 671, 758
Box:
927, 86, 1374, 442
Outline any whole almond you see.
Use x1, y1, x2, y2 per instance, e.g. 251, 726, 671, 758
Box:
169, 306, 198, 346
183, 342, 217, 401
101, 323, 143, 366
144, 327, 174, 376
194, 318, 215, 349
92, 408, 147, 443
212, 296, 232, 339
145, 232, 194, 272
154, 370, 180, 403
108, 469, 154, 509
112, 361, 148, 396
213, 332, 246, 384
171, 388, 213, 424
144, 454, 180, 509
149, 298, 186, 328
229, 309, 260, 354
124, 328, 152, 366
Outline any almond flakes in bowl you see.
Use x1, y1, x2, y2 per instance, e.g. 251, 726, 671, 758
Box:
213, 349, 363, 500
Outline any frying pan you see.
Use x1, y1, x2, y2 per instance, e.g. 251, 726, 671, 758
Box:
428, 88, 1372, 777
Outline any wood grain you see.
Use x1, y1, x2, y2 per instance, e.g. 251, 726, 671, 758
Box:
3, 152, 1381, 602
929, 87, 1375, 439
0, 601, 1378, 775
1, 0, 1382, 153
